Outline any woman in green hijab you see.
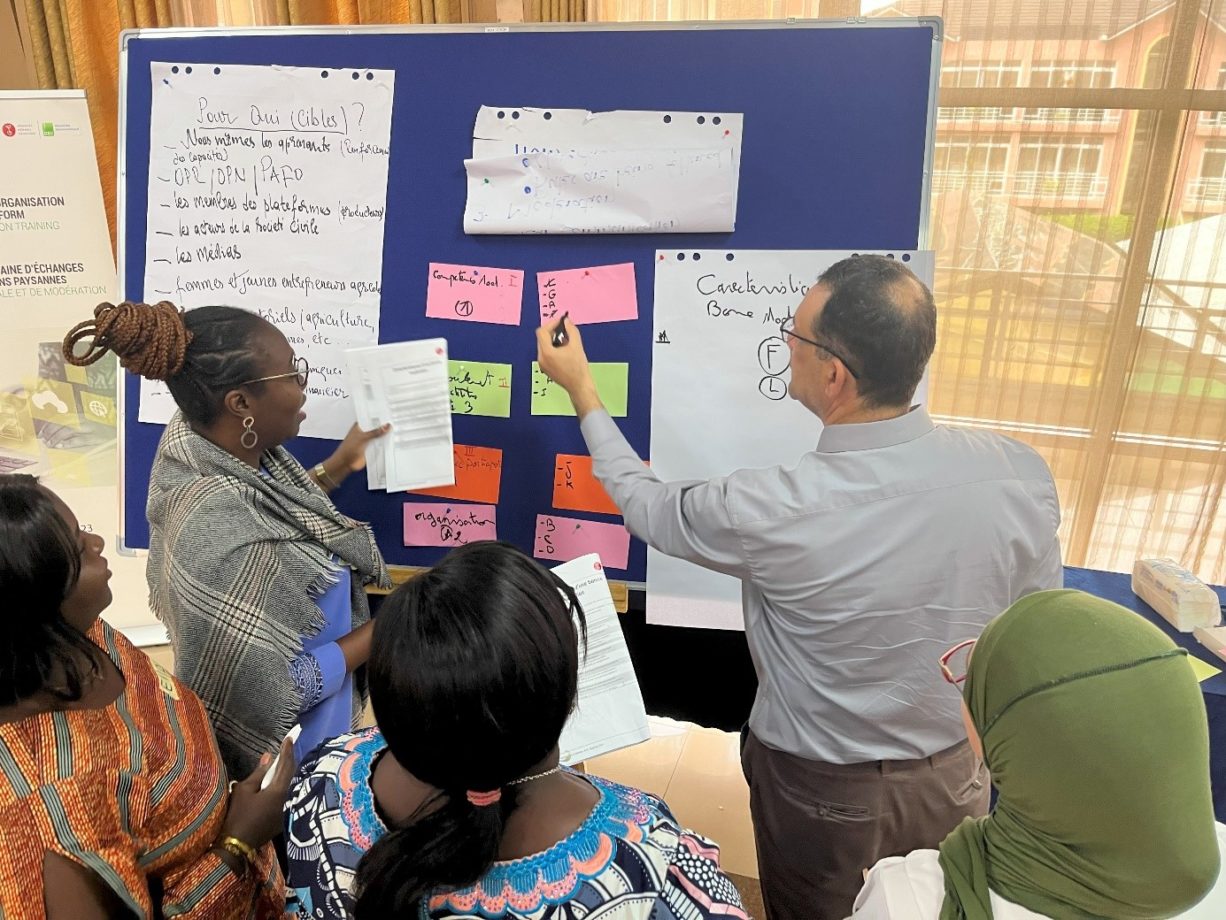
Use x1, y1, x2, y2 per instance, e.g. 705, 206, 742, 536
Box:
851, 589, 1226, 919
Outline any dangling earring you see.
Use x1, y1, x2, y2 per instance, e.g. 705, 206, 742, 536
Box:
240, 416, 259, 450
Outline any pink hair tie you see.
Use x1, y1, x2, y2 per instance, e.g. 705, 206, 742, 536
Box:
466, 788, 502, 807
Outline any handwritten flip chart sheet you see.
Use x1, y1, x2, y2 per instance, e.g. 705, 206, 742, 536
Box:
553, 554, 650, 764
404, 501, 497, 547
448, 360, 512, 417
463, 106, 742, 234
412, 444, 503, 504
139, 63, 394, 438
531, 362, 628, 417
425, 263, 524, 325
648, 250, 936, 629
533, 514, 630, 570
344, 340, 452, 492
537, 263, 637, 325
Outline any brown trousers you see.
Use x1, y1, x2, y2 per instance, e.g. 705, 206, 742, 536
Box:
740, 729, 989, 920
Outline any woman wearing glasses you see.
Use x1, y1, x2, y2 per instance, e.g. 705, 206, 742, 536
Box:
62, 301, 390, 780
851, 589, 1226, 919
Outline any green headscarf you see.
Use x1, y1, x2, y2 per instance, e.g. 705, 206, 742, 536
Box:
938, 589, 1220, 920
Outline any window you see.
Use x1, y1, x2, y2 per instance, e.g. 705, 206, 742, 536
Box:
1202, 65, 1226, 127
1025, 62, 1117, 123
934, 135, 1010, 192
941, 62, 1022, 121
1188, 141, 1226, 207
1016, 138, 1106, 197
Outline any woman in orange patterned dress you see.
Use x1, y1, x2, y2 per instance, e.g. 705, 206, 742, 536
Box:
0, 474, 292, 919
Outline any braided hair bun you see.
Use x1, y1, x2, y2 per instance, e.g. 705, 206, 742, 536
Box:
62, 301, 194, 381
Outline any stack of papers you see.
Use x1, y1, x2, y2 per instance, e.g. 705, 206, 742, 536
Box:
344, 340, 454, 492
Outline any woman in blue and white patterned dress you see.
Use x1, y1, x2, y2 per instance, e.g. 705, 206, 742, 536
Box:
284, 541, 749, 920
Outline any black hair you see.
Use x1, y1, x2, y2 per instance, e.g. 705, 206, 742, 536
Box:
0, 475, 102, 707
353, 541, 588, 918
815, 254, 937, 408
168, 306, 273, 426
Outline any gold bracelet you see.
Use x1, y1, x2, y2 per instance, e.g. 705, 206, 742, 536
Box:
313, 462, 338, 489
212, 842, 249, 878
219, 835, 259, 868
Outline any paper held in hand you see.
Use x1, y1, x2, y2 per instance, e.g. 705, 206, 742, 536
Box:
552, 553, 650, 765
344, 340, 454, 492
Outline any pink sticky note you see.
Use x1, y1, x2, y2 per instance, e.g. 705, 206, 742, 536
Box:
537, 263, 638, 325
404, 502, 497, 547
533, 514, 630, 570
426, 263, 524, 326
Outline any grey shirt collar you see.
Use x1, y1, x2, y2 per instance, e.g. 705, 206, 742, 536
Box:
815, 406, 935, 454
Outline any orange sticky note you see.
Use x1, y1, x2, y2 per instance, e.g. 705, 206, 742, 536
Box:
552, 454, 620, 516
411, 445, 503, 504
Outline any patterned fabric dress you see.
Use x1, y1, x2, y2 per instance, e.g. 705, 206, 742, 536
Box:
0, 621, 285, 919
286, 729, 750, 920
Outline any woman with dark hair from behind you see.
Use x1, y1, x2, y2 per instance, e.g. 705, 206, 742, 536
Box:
284, 541, 749, 920
0, 475, 293, 919
62, 301, 390, 781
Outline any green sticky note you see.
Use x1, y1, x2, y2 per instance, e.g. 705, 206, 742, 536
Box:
1189, 656, 1221, 683
532, 362, 628, 417
448, 360, 512, 417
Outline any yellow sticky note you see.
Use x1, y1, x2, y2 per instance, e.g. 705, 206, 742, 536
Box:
1189, 656, 1221, 683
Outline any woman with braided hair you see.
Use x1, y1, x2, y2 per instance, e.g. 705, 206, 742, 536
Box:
63, 301, 391, 783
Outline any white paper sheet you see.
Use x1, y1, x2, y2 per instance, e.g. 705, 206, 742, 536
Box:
553, 554, 650, 765
648, 250, 936, 630
464, 106, 742, 235
471, 105, 744, 158
344, 340, 453, 493
139, 62, 394, 439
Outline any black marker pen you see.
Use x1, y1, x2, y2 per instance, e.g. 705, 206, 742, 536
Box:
550, 311, 570, 348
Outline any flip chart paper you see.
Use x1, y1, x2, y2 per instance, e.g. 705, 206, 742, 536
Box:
425, 263, 524, 326
139, 62, 394, 438
412, 444, 503, 504
533, 514, 630, 570
531, 362, 627, 417
472, 106, 744, 157
647, 250, 936, 630
344, 339, 453, 493
553, 553, 650, 764
538, 263, 637, 325
552, 454, 620, 516
464, 148, 737, 235
403, 501, 497, 547
449, 360, 512, 417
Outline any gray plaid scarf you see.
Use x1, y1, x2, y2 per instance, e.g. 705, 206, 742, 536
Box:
146, 412, 389, 778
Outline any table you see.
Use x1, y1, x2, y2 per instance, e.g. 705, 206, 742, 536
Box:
614, 567, 1226, 820
1063, 567, 1226, 820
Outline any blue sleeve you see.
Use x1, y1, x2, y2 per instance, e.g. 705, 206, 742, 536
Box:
288, 642, 347, 714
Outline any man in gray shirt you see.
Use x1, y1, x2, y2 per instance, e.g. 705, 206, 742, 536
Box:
536, 254, 1062, 920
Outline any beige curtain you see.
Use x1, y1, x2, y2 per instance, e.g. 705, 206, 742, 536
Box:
585, 0, 1226, 583
523, 0, 584, 20
22, 0, 178, 243
272, 0, 454, 24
